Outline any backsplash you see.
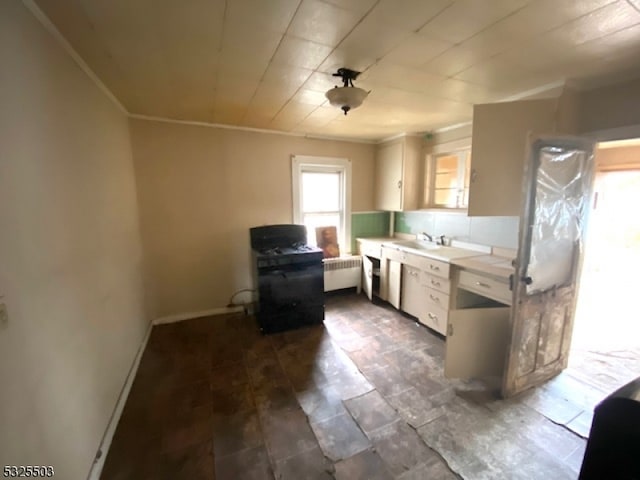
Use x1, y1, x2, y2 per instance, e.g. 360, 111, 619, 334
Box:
351, 211, 390, 252
395, 211, 519, 249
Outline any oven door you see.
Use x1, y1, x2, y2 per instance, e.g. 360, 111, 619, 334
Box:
258, 261, 324, 309
256, 261, 324, 332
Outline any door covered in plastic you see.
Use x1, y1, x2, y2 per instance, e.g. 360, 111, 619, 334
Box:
502, 136, 595, 398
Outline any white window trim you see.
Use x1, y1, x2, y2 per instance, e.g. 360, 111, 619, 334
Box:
292, 155, 352, 253
428, 150, 470, 208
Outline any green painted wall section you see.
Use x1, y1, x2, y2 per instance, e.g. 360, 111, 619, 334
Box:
351, 211, 390, 252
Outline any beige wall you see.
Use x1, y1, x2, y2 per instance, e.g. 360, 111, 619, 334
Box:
0, 1, 148, 478
130, 119, 375, 318
580, 77, 640, 134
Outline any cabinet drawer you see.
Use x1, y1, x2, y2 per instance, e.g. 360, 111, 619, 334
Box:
403, 264, 421, 279
382, 247, 450, 278
422, 273, 451, 295
419, 303, 448, 336
358, 241, 382, 259
458, 270, 512, 305
425, 287, 449, 310
417, 257, 450, 279
383, 247, 421, 267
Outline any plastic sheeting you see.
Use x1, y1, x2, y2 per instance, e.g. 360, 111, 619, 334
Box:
525, 145, 594, 295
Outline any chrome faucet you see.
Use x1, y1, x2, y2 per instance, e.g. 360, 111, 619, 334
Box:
419, 232, 433, 242
420, 232, 447, 245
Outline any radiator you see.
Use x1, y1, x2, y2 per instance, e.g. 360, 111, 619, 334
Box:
323, 256, 362, 293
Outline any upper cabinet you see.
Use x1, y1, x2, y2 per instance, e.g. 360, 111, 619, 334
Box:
375, 136, 422, 211
468, 88, 580, 216
468, 99, 556, 216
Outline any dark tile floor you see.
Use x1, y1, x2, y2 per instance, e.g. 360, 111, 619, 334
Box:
102, 292, 614, 479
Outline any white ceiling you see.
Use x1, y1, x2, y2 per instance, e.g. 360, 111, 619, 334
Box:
35, 0, 640, 141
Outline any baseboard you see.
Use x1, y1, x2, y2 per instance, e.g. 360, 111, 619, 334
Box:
86, 321, 152, 480
152, 306, 244, 325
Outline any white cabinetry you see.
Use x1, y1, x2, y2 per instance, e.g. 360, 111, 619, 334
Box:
444, 267, 511, 378
417, 258, 450, 336
468, 88, 580, 216
387, 260, 401, 309
375, 136, 422, 211
357, 239, 383, 301
400, 265, 422, 318
469, 99, 556, 216
385, 246, 452, 335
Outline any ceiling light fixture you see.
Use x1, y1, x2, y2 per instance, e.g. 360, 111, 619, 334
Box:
325, 68, 369, 116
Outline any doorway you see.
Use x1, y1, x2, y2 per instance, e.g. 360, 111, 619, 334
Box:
569, 142, 640, 394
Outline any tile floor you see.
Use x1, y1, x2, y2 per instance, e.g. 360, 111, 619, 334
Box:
101, 292, 625, 479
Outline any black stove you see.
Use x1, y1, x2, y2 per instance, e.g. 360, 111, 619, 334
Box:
255, 244, 324, 268
250, 224, 324, 334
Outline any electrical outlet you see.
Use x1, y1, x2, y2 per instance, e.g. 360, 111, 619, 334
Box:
0, 303, 8, 328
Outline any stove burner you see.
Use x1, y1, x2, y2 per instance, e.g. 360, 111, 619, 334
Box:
260, 243, 313, 255
261, 247, 282, 255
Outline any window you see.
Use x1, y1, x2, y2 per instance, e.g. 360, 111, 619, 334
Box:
426, 149, 471, 208
292, 156, 351, 252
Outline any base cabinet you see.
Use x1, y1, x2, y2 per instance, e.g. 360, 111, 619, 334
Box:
358, 239, 384, 301
362, 255, 374, 300
444, 307, 510, 379
400, 265, 422, 318
419, 302, 448, 336
384, 245, 452, 335
387, 260, 401, 309
444, 267, 512, 380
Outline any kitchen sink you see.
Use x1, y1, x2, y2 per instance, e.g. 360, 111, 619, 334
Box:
387, 239, 442, 251
384, 239, 488, 262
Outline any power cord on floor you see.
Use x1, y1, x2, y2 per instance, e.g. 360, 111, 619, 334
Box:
227, 288, 257, 316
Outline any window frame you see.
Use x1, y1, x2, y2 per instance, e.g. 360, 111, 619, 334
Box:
424, 138, 472, 210
292, 155, 352, 253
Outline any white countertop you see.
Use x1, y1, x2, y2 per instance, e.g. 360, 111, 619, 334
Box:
383, 242, 486, 262
451, 254, 514, 281
356, 236, 515, 280
357, 237, 395, 243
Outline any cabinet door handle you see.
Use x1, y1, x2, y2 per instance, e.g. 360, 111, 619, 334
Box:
428, 312, 438, 321
429, 294, 439, 302
470, 168, 478, 183
430, 265, 440, 272
431, 280, 441, 287
475, 281, 491, 289
397, 180, 402, 189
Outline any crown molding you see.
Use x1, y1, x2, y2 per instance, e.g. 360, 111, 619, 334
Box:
433, 121, 473, 133
377, 132, 423, 144
128, 113, 377, 144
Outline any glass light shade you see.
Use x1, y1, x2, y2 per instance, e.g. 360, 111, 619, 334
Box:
325, 86, 368, 114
